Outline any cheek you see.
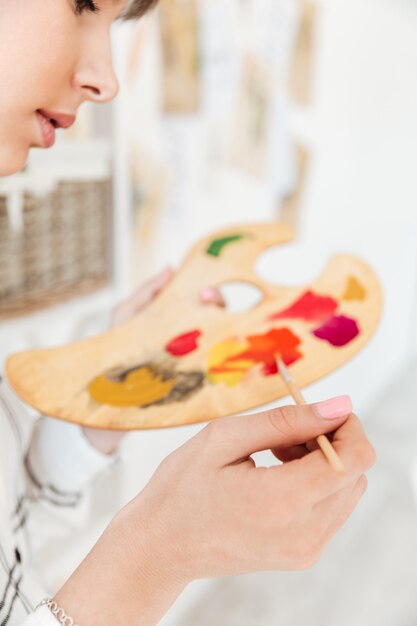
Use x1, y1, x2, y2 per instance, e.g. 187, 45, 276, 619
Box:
16, 36, 77, 109
0, 1, 79, 174
0, 3, 78, 111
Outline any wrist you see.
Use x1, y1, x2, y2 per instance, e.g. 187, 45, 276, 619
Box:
55, 501, 189, 626
115, 497, 193, 593
82, 426, 125, 455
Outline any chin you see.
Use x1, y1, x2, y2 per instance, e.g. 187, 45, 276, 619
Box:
0, 145, 30, 177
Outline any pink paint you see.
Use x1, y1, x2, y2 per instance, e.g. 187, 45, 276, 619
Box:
166, 330, 202, 357
312, 315, 360, 347
270, 290, 338, 323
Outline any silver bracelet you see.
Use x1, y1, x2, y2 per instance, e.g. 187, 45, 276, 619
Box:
36, 598, 79, 626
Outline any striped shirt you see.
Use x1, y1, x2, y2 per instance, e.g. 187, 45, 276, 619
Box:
0, 376, 116, 625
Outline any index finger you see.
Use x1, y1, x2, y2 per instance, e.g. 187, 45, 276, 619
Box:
269, 414, 376, 507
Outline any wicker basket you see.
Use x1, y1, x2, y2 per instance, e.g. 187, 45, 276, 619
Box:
0, 179, 112, 320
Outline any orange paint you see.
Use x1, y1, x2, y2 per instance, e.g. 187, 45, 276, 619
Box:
229, 328, 302, 372
208, 328, 302, 387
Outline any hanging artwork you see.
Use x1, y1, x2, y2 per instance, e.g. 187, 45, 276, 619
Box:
6, 223, 382, 430
229, 56, 275, 177
289, 0, 318, 105
159, 0, 201, 114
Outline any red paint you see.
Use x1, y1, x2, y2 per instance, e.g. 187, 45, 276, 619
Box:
270, 290, 338, 323
166, 330, 202, 357
229, 328, 302, 374
262, 361, 279, 376
312, 315, 360, 347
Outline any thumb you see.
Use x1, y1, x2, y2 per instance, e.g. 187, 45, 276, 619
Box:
199, 286, 226, 308
204, 396, 353, 465
129, 267, 174, 309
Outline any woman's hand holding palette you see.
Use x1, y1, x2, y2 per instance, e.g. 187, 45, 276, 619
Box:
6, 223, 382, 430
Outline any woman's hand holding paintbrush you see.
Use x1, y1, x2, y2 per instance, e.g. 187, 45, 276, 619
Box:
277, 357, 346, 473
55, 399, 374, 626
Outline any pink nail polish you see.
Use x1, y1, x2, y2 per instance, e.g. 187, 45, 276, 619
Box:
313, 395, 353, 419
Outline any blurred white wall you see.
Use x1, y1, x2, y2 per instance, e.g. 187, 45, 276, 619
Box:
156, 0, 417, 622
290, 0, 417, 410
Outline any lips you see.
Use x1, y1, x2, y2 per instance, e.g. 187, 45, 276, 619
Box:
35, 109, 76, 148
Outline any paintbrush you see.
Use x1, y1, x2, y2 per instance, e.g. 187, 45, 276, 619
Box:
276, 357, 345, 474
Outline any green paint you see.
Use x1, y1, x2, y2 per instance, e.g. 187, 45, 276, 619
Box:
206, 234, 246, 258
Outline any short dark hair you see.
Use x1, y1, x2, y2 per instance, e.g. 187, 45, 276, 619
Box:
122, 0, 160, 20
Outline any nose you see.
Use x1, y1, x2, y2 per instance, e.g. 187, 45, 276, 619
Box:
73, 38, 119, 103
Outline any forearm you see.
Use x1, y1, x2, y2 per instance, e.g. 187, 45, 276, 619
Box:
54, 507, 188, 626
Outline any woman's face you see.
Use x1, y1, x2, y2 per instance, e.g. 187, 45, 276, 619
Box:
0, 0, 126, 176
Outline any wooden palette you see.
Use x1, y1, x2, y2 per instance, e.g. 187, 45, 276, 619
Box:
6, 223, 383, 430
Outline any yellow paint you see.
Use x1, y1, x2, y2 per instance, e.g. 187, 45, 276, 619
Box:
88, 367, 174, 407
208, 339, 247, 369
219, 359, 254, 371
207, 339, 256, 387
343, 276, 367, 301
207, 370, 246, 387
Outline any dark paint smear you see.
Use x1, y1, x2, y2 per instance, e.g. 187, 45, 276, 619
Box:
166, 330, 202, 357
154, 370, 205, 406
270, 290, 338, 323
206, 234, 246, 257
312, 315, 360, 347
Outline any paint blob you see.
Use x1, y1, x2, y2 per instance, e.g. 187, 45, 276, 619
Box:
206, 234, 246, 257
312, 315, 360, 347
270, 290, 338, 323
166, 330, 202, 357
157, 370, 205, 405
207, 338, 254, 387
88, 365, 205, 408
343, 276, 366, 301
88, 367, 175, 407
208, 328, 302, 387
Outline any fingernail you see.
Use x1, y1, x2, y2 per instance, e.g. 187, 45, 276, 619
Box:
200, 287, 216, 301
313, 395, 353, 419
200, 287, 226, 306
158, 267, 174, 284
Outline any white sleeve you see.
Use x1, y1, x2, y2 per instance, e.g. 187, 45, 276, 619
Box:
0, 378, 125, 621
22, 606, 60, 626
26, 416, 116, 496
24, 417, 123, 592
